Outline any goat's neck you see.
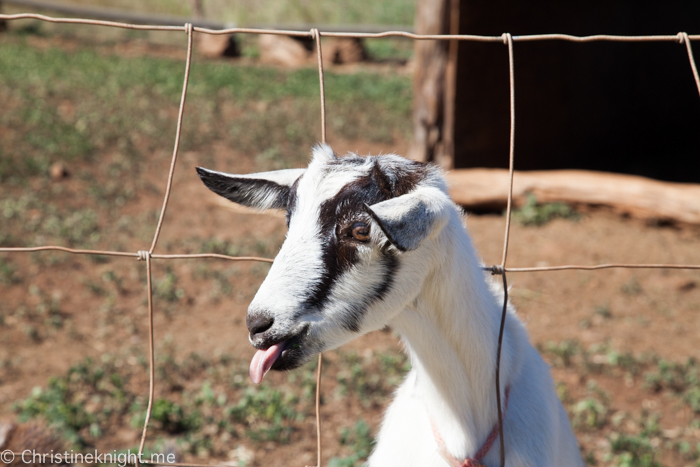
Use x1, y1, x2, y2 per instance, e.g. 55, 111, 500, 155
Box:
389, 215, 509, 457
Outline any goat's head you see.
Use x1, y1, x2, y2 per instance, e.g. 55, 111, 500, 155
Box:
197, 145, 452, 383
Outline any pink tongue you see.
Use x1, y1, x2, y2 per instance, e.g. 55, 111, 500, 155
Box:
249, 343, 285, 384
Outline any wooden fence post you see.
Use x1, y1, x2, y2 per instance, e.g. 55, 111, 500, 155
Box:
408, 0, 457, 169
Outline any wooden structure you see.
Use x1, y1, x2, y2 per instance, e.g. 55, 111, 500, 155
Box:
446, 169, 700, 225
411, 0, 700, 183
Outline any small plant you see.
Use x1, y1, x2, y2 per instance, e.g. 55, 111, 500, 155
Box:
511, 193, 579, 226
226, 385, 301, 443
541, 340, 580, 367
645, 358, 700, 412
13, 355, 138, 447
572, 397, 608, 430
153, 268, 185, 303
0, 258, 21, 284
150, 398, 201, 434
605, 411, 662, 467
328, 419, 375, 467
607, 433, 660, 467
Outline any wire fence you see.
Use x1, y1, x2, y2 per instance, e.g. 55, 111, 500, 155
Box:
0, 12, 700, 467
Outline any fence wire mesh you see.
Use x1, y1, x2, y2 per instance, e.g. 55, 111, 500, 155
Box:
0, 12, 699, 467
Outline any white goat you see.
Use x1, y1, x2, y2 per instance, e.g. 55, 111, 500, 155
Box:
197, 145, 584, 467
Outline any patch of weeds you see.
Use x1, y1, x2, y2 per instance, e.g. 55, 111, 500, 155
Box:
572, 397, 608, 430
621, 276, 643, 296
286, 357, 320, 401
329, 419, 375, 467
101, 270, 125, 294
571, 382, 610, 431
336, 351, 386, 407
38, 209, 100, 247
226, 385, 301, 443
150, 398, 201, 434
9, 286, 66, 339
14, 356, 130, 447
540, 339, 580, 367
604, 349, 642, 375
674, 440, 700, 462
377, 351, 411, 387
645, 358, 700, 412
153, 268, 185, 303
541, 340, 652, 379
3, 196, 101, 247
607, 434, 660, 467
17, 350, 308, 454
0, 258, 21, 284
511, 193, 579, 226
83, 278, 107, 296
200, 238, 242, 257
606, 412, 662, 467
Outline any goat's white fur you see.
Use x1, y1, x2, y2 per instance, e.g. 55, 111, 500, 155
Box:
197, 145, 584, 466
369, 202, 583, 466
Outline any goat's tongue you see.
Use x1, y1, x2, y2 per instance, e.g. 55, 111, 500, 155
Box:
249, 343, 285, 384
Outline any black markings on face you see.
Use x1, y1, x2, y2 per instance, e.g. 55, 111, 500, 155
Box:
300, 156, 428, 331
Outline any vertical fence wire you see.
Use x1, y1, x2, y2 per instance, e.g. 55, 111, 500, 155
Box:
680, 32, 700, 97
149, 23, 194, 255
139, 23, 194, 462
493, 32, 515, 467
137, 254, 156, 464
311, 27, 326, 467
313, 28, 327, 145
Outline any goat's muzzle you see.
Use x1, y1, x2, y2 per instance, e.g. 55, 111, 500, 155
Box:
246, 311, 274, 342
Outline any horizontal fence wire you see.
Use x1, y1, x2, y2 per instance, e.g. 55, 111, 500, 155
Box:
1, 11, 700, 467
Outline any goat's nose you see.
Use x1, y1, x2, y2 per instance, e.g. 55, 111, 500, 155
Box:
247, 312, 274, 338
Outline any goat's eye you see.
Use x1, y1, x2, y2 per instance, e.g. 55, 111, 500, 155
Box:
351, 222, 371, 242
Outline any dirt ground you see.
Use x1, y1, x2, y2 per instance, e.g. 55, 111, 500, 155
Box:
1, 32, 699, 467
1, 138, 700, 466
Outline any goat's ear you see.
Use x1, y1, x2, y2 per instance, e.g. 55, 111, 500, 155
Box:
363, 187, 450, 252
196, 167, 305, 210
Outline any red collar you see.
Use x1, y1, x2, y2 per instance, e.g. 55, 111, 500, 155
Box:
430, 387, 510, 467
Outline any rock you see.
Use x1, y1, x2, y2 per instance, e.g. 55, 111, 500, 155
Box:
323, 38, 367, 65
49, 162, 68, 180
197, 34, 239, 58
258, 34, 312, 67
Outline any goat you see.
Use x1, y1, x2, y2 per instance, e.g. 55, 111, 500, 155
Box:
197, 145, 584, 466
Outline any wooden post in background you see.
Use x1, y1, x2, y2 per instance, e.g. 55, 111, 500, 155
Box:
440, 0, 460, 169
408, 0, 455, 167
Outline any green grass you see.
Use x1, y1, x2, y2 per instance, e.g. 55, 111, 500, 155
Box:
511, 193, 579, 226
328, 419, 375, 467
364, 38, 414, 62
606, 412, 663, 467
335, 349, 409, 408
14, 356, 129, 446
12, 346, 408, 455
8, 0, 415, 27
0, 33, 411, 254
539, 340, 700, 465
0, 35, 411, 180
645, 358, 700, 413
